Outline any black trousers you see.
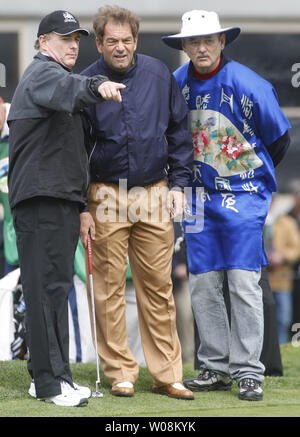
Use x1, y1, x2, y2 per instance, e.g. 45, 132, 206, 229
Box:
13, 197, 80, 398
194, 267, 283, 377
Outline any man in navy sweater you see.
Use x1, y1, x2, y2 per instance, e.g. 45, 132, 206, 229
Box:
80, 5, 194, 400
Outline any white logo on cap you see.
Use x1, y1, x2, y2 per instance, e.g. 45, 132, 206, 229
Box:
63, 12, 77, 23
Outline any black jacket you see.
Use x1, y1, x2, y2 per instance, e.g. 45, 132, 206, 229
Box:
8, 53, 108, 209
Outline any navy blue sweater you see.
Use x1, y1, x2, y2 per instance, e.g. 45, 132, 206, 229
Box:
81, 54, 194, 189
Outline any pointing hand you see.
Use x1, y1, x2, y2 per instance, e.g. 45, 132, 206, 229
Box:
98, 81, 126, 103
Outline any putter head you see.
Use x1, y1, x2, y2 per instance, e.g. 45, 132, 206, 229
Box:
92, 391, 104, 398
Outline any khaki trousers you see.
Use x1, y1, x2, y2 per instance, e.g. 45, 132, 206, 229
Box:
85, 180, 182, 386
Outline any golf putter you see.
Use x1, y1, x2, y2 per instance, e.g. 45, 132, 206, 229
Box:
87, 232, 103, 398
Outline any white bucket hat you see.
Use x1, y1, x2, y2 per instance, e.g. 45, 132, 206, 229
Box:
162, 10, 240, 50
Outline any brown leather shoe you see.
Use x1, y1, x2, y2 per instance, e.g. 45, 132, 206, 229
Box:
152, 382, 194, 400
111, 382, 134, 397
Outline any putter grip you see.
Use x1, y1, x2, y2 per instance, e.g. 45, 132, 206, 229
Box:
87, 233, 93, 274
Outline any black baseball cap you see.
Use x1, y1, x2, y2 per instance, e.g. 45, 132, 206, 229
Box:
37, 10, 89, 37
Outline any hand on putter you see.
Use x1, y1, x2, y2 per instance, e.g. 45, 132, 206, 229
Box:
98, 81, 126, 103
80, 211, 95, 249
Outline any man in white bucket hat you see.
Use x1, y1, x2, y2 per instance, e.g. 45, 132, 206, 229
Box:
162, 10, 291, 401
162, 10, 240, 50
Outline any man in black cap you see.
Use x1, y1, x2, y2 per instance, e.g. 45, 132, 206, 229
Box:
8, 10, 125, 407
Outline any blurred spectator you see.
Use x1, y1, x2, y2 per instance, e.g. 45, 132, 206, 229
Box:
265, 194, 300, 344
0, 96, 19, 276
289, 180, 300, 331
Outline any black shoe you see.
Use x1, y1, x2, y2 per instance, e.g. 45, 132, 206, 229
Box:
238, 378, 263, 401
183, 369, 232, 392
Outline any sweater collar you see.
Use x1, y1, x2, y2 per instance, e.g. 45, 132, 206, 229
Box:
97, 54, 138, 80
188, 53, 229, 81
193, 56, 222, 80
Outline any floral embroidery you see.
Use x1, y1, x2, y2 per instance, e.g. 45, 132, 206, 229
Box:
190, 109, 263, 177
192, 130, 209, 154
220, 135, 245, 160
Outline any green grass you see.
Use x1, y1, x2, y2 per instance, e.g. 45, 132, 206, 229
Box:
0, 343, 300, 418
